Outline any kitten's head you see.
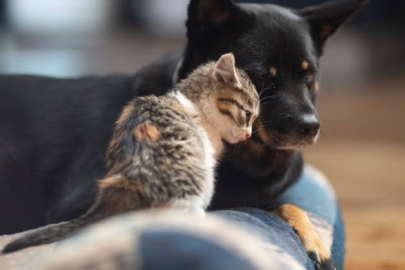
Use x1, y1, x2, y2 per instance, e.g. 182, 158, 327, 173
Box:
210, 53, 260, 144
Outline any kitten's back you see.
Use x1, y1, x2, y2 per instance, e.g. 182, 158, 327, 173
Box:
107, 95, 209, 202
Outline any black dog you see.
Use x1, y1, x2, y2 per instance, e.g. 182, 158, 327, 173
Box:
0, 0, 366, 268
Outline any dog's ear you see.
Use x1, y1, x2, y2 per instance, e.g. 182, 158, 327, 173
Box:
299, 0, 368, 54
187, 0, 237, 31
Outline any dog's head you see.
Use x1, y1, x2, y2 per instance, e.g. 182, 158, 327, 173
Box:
177, 0, 367, 149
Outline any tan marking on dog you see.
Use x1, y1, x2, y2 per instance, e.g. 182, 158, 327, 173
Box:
315, 81, 321, 93
270, 67, 278, 77
246, 140, 265, 156
256, 118, 272, 144
134, 123, 161, 142
116, 104, 133, 125
274, 204, 331, 261
302, 61, 309, 71
320, 24, 333, 37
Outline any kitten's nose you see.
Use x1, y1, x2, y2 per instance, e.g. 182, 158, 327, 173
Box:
245, 133, 251, 140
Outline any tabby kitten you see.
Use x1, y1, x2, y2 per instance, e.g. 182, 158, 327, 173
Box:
2, 53, 259, 254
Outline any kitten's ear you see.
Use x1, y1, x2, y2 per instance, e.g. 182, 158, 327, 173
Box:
187, 0, 237, 31
298, 0, 368, 55
213, 53, 241, 86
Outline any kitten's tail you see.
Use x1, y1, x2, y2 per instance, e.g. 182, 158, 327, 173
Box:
1, 192, 119, 255
1, 210, 104, 255
2, 176, 146, 255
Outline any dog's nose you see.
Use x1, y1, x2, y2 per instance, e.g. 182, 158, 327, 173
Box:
295, 114, 320, 140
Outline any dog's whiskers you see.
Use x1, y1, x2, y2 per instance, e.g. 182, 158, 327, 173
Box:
258, 78, 266, 99
260, 95, 277, 104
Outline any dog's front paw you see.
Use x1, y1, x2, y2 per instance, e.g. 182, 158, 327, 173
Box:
308, 251, 336, 270
273, 204, 336, 270
304, 228, 336, 270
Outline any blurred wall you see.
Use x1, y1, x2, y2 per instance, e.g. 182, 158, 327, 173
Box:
0, 0, 404, 84
0, 0, 5, 24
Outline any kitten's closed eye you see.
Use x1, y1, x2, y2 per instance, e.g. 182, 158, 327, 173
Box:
245, 111, 252, 126
217, 97, 247, 127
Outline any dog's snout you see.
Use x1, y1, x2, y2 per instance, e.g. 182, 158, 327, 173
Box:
296, 114, 320, 140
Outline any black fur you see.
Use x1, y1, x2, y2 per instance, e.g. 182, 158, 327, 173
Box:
0, 0, 366, 236
0, 52, 180, 234
308, 251, 338, 270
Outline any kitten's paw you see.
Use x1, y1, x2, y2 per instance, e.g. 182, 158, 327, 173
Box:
308, 251, 336, 270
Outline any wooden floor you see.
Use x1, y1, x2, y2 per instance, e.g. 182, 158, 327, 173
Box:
304, 79, 405, 270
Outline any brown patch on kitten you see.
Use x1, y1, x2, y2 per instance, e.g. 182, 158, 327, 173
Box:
315, 81, 321, 93
270, 67, 277, 77
98, 177, 147, 212
134, 123, 161, 142
98, 176, 150, 211
302, 61, 309, 71
320, 24, 333, 37
116, 104, 133, 125
273, 204, 331, 262
99, 176, 143, 193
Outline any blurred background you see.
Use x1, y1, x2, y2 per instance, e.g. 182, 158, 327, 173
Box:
0, 1, 404, 269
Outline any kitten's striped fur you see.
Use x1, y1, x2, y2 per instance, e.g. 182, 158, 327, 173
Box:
2, 53, 259, 254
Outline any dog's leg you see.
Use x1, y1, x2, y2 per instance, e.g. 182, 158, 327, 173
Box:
273, 204, 336, 270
